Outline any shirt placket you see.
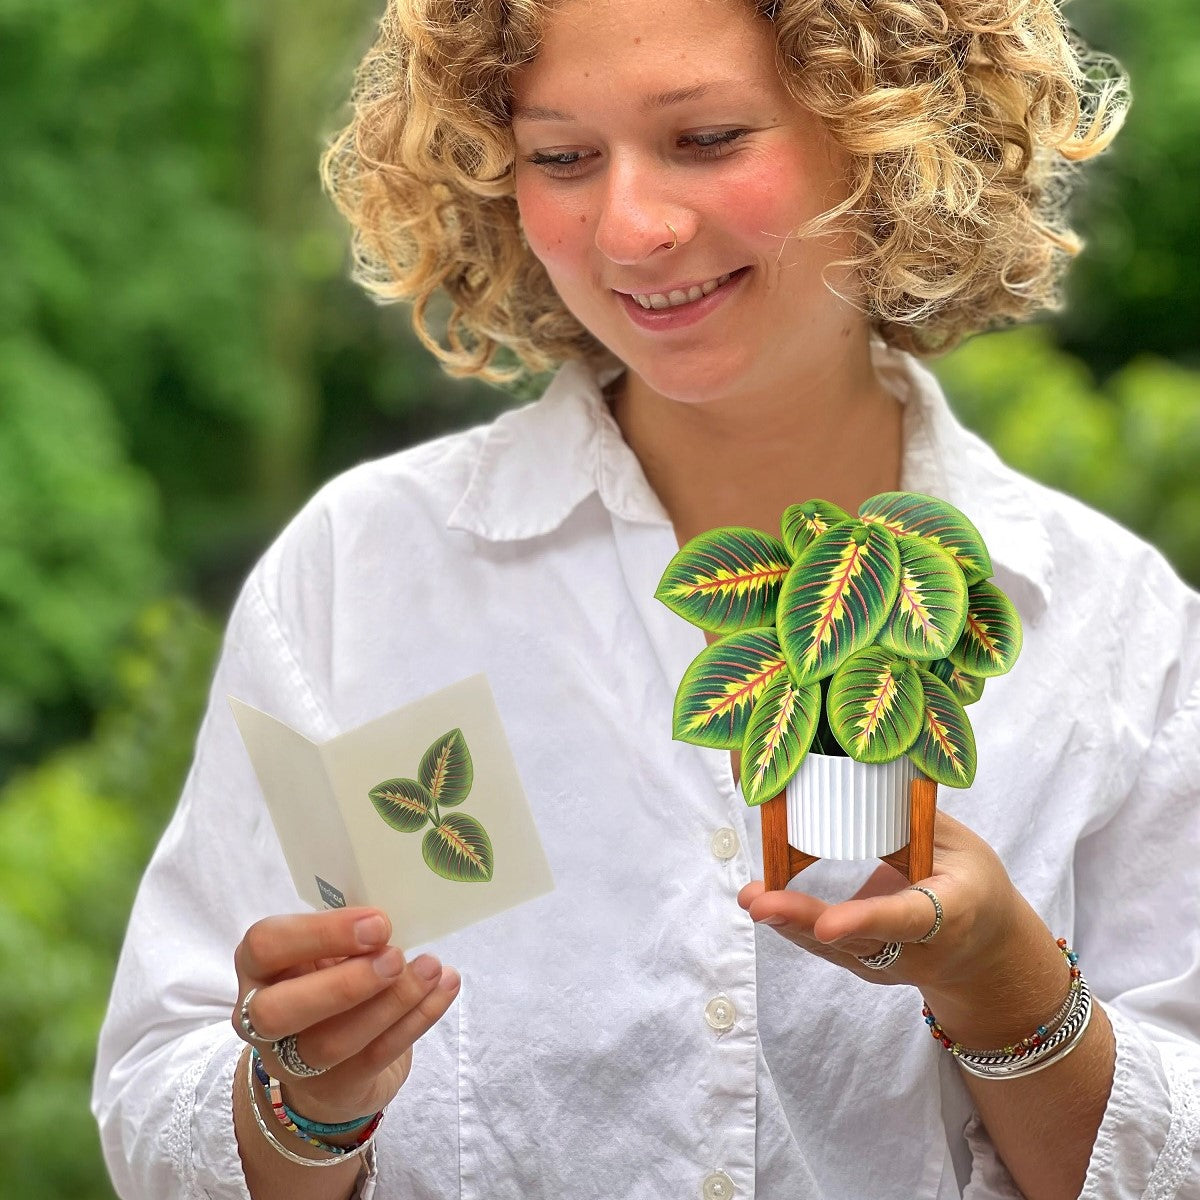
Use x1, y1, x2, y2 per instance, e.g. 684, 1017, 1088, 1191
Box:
608, 510, 761, 1200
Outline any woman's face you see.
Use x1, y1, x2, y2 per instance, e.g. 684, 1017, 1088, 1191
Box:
511, 0, 863, 405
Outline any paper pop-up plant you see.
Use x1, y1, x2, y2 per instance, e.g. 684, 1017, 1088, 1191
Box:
656, 491, 1022, 888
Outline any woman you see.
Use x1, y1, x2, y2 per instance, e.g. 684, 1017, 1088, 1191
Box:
94, 1, 1200, 1198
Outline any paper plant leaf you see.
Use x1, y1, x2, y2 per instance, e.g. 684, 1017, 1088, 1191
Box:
910, 669, 977, 787
875, 535, 968, 661
777, 520, 901, 686
858, 492, 992, 585
780, 499, 851, 559
928, 656, 986, 706
948, 580, 1023, 677
369, 778, 435, 833
673, 628, 788, 749
655, 527, 791, 632
739, 672, 821, 806
826, 647, 925, 763
422, 812, 494, 882
419, 728, 474, 807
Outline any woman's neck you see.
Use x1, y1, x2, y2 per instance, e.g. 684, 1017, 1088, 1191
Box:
608, 333, 905, 548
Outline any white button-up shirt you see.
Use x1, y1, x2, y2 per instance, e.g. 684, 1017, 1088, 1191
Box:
94, 344, 1200, 1199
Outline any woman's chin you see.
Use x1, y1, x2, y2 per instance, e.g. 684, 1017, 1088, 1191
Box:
623, 355, 754, 409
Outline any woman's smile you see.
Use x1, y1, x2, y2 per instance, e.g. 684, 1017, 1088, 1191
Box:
613, 266, 751, 331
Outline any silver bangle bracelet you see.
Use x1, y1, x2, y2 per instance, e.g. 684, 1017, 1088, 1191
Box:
244, 1049, 378, 1169
954, 996, 1094, 1080
953, 980, 1093, 1079
956, 977, 1091, 1069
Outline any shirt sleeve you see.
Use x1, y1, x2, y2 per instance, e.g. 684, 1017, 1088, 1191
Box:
91, 567, 336, 1200
1072, 674, 1200, 1199
959, 674, 1200, 1199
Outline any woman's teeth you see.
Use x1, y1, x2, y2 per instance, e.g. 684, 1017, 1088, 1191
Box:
631, 272, 734, 310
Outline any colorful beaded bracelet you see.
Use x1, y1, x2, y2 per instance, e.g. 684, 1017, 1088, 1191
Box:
922, 938, 1083, 1060
953, 980, 1093, 1079
251, 1050, 384, 1156
244, 1050, 378, 1169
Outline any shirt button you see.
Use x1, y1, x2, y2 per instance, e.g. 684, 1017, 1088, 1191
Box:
711, 827, 739, 859
704, 996, 736, 1032
702, 1171, 736, 1200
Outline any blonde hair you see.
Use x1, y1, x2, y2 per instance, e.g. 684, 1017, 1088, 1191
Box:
321, 0, 1128, 380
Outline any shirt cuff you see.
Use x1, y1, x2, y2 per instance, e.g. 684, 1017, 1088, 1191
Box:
961, 1002, 1200, 1199
190, 1031, 253, 1200
1080, 1003, 1200, 1200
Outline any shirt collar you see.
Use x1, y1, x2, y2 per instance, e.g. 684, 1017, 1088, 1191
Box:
448, 344, 1053, 615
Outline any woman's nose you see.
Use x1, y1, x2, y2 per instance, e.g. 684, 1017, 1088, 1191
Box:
593, 160, 692, 265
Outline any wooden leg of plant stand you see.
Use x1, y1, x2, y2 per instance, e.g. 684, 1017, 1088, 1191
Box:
761, 791, 791, 891
880, 778, 937, 883
762, 791, 820, 890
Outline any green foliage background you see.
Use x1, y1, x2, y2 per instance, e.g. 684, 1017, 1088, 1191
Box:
0, 0, 1196, 1195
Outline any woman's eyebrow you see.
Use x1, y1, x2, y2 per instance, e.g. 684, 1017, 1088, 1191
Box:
512, 80, 746, 123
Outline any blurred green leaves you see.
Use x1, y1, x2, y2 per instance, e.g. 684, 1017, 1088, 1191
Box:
935, 326, 1200, 583
0, 600, 219, 1200
0, 341, 162, 767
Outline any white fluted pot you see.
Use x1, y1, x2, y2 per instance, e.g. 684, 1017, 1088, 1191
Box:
786, 753, 920, 860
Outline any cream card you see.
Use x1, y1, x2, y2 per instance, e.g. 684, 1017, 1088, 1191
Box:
229, 674, 554, 949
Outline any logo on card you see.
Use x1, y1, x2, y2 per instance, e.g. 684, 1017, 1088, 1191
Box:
315, 876, 347, 909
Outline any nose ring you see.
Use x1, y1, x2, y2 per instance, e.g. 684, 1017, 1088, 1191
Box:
664, 223, 678, 251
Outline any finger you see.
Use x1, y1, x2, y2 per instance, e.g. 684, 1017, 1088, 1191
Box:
236, 908, 391, 980
238, 945, 410, 1043
351, 967, 462, 1077
289, 953, 448, 1068
813, 886, 948, 948
738, 884, 847, 960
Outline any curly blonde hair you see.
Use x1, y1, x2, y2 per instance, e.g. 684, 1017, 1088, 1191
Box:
321, 0, 1127, 380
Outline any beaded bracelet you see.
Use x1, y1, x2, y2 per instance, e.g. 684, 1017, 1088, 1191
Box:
921, 939, 1092, 1079
954, 983, 1094, 1080
249, 1049, 383, 1162
256, 1060, 377, 1139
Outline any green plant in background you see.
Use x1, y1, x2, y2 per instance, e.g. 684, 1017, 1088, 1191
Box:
935, 326, 1200, 587
657, 493, 1022, 805
369, 730, 494, 882
0, 599, 219, 1200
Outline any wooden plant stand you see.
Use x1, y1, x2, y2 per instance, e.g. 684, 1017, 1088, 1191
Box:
761, 777, 938, 891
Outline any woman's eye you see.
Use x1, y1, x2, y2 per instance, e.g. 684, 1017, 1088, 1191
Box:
682, 129, 749, 159
524, 150, 593, 178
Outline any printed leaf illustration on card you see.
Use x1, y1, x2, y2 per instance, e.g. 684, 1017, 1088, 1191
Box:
369, 728, 494, 882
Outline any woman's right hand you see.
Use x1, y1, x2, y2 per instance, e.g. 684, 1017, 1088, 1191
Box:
232, 906, 460, 1124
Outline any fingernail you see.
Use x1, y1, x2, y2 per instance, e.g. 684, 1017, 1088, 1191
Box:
439, 967, 461, 993
412, 954, 442, 982
759, 915, 787, 927
355, 915, 387, 947
373, 948, 404, 978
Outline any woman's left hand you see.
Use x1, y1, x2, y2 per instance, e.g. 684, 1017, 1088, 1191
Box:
738, 808, 1031, 999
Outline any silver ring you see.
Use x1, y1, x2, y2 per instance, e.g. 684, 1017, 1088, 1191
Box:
238, 988, 270, 1045
856, 941, 903, 970
908, 885, 944, 944
272, 1033, 328, 1078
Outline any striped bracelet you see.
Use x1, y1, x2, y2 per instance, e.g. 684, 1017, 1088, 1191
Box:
250, 1049, 383, 1157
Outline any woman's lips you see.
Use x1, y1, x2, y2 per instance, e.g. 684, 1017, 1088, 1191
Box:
615, 267, 750, 331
